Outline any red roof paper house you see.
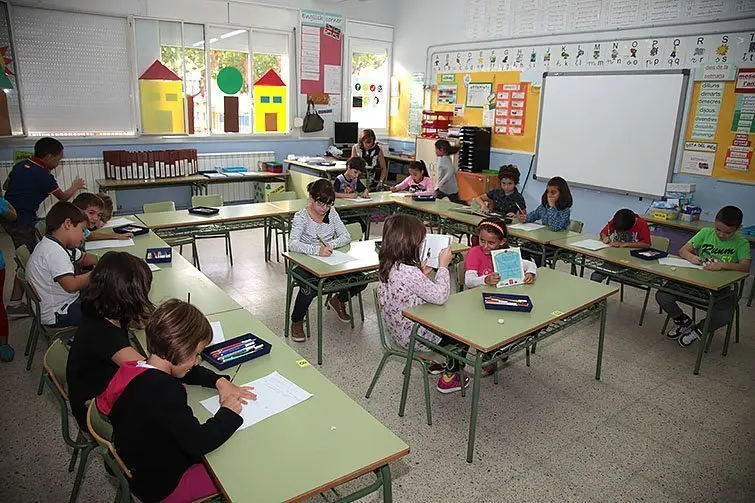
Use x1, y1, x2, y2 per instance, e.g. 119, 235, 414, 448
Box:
254, 69, 287, 132
138, 60, 184, 133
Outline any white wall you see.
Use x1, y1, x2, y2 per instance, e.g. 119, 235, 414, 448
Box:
393, 0, 463, 73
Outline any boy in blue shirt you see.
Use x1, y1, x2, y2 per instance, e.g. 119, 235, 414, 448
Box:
2, 137, 85, 318
0, 196, 17, 361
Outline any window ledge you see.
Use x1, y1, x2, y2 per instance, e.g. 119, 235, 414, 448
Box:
0, 133, 331, 148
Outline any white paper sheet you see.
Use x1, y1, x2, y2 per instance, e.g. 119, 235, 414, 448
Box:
420, 234, 452, 269
85, 238, 135, 251
147, 263, 160, 272
345, 197, 372, 203
571, 239, 610, 251
658, 257, 704, 270
210, 321, 225, 345
508, 223, 545, 232
323, 64, 341, 94
103, 217, 134, 229
200, 371, 312, 430
314, 250, 357, 266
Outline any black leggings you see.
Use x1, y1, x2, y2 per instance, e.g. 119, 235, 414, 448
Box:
291, 268, 367, 323
430, 329, 469, 372
436, 190, 464, 205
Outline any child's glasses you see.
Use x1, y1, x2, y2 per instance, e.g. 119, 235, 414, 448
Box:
315, 199, 334, 209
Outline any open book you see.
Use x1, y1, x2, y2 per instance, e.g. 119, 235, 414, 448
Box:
491, 247, 525, 287
420, 234, 452, 269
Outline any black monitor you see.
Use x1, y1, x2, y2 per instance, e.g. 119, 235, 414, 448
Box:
334, 122, 358, 146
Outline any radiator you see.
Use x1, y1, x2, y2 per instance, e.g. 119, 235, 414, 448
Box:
0, 151, 278, 219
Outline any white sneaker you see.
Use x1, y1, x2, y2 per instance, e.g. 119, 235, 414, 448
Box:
667, 317, 693, 340
679, 325, 702, 347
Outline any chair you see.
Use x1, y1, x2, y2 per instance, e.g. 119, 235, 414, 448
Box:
40, 340, 98, 503
191, 194, 234, 266
143, 201, 200, 270
14, 244, 31, 271
568, 219, 584, 233
267, 191, 298, 262
365, 289, 435, 425
18, 268, 77, 371
324, 222, 365, 326
86, 401, 133, 503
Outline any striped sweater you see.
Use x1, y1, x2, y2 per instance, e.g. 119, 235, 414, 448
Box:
289, 207, 351, 255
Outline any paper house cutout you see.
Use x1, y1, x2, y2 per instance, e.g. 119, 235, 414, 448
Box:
139, 60, 185, 134
253, 69, 287, 133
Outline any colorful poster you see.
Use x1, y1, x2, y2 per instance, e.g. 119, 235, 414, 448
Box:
454, 104, 465, 117
731, 94, 755, 133
494, 82, 528, 136
680, 141, 717, 176
437, 84, 458, 104
735, 68, 755, 93
300, 10, 343, 95
465, 82, 493, 107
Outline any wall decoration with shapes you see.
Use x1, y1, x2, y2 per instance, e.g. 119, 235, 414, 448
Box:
139, 60, 185, 134
253, 69, 287, 133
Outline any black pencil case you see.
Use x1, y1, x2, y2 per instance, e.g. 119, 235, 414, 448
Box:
189, 206, 220, 216
113, 224, 149, 236
145, 247, 172, 264
482, 292, 533, 312
413, 195, 436, 201
201, 333, 272, 370
630, 248, 668, 261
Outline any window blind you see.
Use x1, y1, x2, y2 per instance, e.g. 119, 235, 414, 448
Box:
12, 7, 134, 135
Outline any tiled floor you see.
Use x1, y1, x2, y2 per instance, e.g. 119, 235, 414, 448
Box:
1, 227, 753, 503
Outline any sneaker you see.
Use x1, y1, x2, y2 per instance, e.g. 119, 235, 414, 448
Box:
0, 344, 14, 362
666, 316, 693, 340
436, 372, 470, 394
427, 362, 445, 375
6, 303, 30, 319
328, 296, 351, 323
291, 321, 306, 343
679, 325, 703, 348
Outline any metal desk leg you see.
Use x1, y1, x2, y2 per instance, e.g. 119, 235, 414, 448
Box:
317, 279, 324, 365
466, 352, 483, 463
398, 324, 419, 417
263, 217, 270, 262
380, 465, 393, 503
748, 278, 754, 307
284, 260, 293, 338
596, 300, 607, 380
693, 294, 716, 375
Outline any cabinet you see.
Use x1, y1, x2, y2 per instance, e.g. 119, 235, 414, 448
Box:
456, 171, 499, 202
458, 127, 491, 172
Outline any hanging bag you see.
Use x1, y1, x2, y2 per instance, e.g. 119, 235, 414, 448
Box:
302, 100, 324, 133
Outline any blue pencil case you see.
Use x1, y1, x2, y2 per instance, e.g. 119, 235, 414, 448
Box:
482, 292, 533, 312
113, 224, 149, 236
145, 247, 172, 264
201, 333, 272, 371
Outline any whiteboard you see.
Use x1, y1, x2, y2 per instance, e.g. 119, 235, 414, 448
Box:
534, 71, 689, 198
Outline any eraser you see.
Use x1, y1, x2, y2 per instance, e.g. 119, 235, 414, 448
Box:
497, 318, 505, 324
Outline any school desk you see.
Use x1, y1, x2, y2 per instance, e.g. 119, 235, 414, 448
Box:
283, 239, 468, 365
550, 234, 749, 374
185, 309, 408, 503
398, 267, 618, 462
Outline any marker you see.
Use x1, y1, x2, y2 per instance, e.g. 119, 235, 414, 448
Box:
514, 202, 524, 214
211, 338, 254, 356
220, 345, 264, 363
212, 339, 256, 358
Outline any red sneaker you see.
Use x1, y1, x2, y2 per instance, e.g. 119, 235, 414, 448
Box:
436, 372, 469, 394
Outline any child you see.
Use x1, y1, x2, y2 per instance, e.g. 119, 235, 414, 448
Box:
25, 202, 97, 327
67, 251, 155, 431
72, 193, 132, 241
334, 157, 370, 199
434, 139, 462, 204
391, 160, 435, 196
288, 179, 367, 341
96, 192, 114, 228
96, 299, 255, 503
350, 128, 387, 189
657, 206, 750, 347
0, 197, 17, 362
517, 176, 572, 231
591, 209, 651, 282
3, 137, 86, 318
464, 217, 537, 289
473, 165, 527, 216
377, 213, 469, 393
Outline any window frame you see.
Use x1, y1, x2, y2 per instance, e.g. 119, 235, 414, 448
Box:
346, 37, 392, 137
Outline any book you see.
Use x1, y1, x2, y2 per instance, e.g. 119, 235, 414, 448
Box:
420, 234, 452, 269
491, 247, 525, 287
571, 239, 610, 251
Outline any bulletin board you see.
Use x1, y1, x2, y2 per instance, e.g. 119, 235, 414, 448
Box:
683, 76, 755, 184
431, 71, 540, 153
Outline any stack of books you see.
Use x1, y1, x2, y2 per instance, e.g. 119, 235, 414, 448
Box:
103, 149, 198, 180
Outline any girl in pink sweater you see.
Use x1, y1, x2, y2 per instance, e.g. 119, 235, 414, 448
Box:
390, 161, 435, 196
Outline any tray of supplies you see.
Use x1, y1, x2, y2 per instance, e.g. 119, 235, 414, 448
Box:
189, 206, 220, 216
630, 248, 668, 261
113, 224, 149, 236
413, 194, 436, 202
145, 247, 172, 264
201, 333, 272, 371
482, 292, 533, 312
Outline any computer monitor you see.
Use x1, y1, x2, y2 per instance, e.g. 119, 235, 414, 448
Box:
334, 122, 359, 147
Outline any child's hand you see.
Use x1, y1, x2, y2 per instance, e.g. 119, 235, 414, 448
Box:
421, 260, 433, 276
217, 379, 256, 406
362, 189, 370, 198
523, 273, 536, 284
516, 212, 527, 223
220, 395, 244, 414
484, 273, 501, 285
117, 232, 133, 240
601, 236, 611, 244
437, 246, 453, 268
506, 212, 516, 218
703, 261, 723, 271
318, 244, 332, 257
686, 255, 703, 265
609, 241, 623, 248
344, 186, 354, 194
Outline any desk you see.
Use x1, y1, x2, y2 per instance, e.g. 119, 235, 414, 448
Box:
283, 240, 468, 365
551, 234, 748, 374
399, 268, 617, 462
97, 172, 288, 196
285, 159, 347, 179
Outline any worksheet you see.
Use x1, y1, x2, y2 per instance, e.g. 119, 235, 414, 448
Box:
508, 223, 545, 232
658, 257, 704, 270
491, 247, 525, 287
571, 239, 610, 251
313, 250, 356, 266
103, 217, 134, 228
210, 321, 225, 345
85, 238, 135, 250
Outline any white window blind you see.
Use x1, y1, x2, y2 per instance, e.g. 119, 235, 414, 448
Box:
12, 7, 134, 136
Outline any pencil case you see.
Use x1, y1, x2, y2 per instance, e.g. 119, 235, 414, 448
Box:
482, 292, 533, 312
630, 248, 668, 261
113, 224, 149, 236
201, 333, 272, 370
145, 247, 172, 264
413, 195, 436, 201
189, 206, 220, 216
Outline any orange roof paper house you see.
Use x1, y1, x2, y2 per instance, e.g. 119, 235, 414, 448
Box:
139, 60, 185, 134
253, 69, 287, 133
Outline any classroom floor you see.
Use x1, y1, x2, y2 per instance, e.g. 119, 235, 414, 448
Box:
1, 226, 753, 503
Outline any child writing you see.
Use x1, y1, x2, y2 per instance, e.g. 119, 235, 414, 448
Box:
96, 299, 255, 503
334, 157, 370, 199
657, 206, 750, 348
464, 217, 537, 289
25, 202, 98, 328
67, 251, 155, 431
434, 140, 462, 204
350, 128, 387, 189
591, 209, 651, 283
517, 176, 572, 231
378, 213, 469, 394
72, 193, 132, 241
0, 196, 17, 362
391, 160, 435, 196
473, 165, 527, 217
288, 179, 367, 341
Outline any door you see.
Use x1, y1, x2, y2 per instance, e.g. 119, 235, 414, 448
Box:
265, 112, 277, 132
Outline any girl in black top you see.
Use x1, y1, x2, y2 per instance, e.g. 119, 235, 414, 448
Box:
350, 128, 387, 190
97, 299, 255, 503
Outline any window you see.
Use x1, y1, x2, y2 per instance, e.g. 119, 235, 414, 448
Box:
260, 96, 270, 103
273, 96, 282, 104
12, 7, 134, 136
348, 40, 390, 132
206, 26, 251, 134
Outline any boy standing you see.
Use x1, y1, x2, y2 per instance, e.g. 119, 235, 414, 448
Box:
3, 137, 85, 317
591, 208, 651, 282
657, 206, 751, 347
26, 202, 97, 328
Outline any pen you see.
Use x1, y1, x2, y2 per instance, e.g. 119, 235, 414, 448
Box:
515, 202, 524, 214
316, 235, 330, 250
187, 292, 191, 304
211, 338, 254, 356
231, 364, 242, 383
218, 343, 263, 361
212, 339, 256, 357
220, 345, 264, 363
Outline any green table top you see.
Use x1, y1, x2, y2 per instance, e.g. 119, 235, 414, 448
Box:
187, 309, 409, 503
135, 202, 284, 229
403, 267, 618, 353
551, 234, 749, 291
286, 159, 347, 174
